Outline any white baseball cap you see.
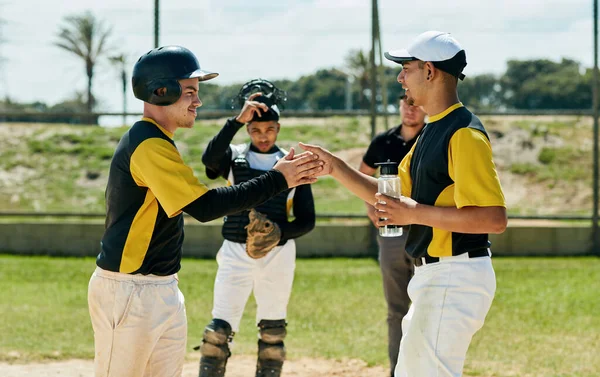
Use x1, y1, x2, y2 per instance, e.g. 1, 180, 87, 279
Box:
385, 31, 467, 80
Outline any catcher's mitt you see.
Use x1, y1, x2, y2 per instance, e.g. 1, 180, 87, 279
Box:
245, 209, 281, 259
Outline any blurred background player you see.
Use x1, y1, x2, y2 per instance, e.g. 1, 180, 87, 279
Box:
196, 79, 316, 377
358, 93, 426, 376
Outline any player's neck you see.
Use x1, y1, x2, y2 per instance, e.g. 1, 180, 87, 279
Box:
143, 107, 177, 134
422, 87, 460, 118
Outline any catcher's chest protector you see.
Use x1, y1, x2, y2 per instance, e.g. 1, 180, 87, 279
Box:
221, 151, 290, 244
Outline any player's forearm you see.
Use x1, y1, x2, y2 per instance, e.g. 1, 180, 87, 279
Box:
410, 204, 507, 234
331, 157, 378, 204
359, 163, 377, 216
183, 170, 288, 223
279, 216, 315, 242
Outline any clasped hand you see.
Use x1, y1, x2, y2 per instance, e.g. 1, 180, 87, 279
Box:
273, 147, 324, 188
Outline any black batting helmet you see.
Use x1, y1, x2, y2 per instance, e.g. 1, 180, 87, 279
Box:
132, 46, 218, 106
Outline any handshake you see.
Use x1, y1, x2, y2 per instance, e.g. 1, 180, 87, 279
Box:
272, 143, 335, 188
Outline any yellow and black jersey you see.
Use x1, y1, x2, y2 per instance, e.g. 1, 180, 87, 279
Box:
97, 118, 209, 275
399, 103, 506, 258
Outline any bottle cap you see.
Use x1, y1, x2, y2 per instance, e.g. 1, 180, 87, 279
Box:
375, 160, 399, 175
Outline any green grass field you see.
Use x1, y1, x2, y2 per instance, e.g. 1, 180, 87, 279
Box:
0, 255, 598, 377
0, 115, 595, 216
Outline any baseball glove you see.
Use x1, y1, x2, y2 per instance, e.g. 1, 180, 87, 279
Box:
245, 209, 281, 259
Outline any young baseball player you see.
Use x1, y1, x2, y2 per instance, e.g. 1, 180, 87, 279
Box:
87, 47, 323, 377
300, 31, 507, 377
195, 79, 316, 377
358, 93, 426, 377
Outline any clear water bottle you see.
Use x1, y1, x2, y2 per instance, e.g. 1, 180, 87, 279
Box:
375, 161, 403, 237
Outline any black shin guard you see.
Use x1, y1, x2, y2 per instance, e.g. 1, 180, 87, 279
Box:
255, 319, 287, 377
195, 319, 233, 377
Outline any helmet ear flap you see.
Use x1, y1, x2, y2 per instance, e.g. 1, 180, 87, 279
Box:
146, 79, 182, 106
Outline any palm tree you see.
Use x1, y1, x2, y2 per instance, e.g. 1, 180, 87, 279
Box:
346, 49, 371, 110
109, 54, 127, 126
54, 11, 112, 114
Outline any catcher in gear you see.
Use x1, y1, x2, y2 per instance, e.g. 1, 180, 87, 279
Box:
196, 79, 316, 377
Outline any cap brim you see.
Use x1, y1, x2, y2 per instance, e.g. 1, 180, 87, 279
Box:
384, 49, 417, 64
189, 69, 219, 82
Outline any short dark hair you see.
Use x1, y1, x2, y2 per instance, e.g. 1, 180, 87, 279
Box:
249, 95, 280, 122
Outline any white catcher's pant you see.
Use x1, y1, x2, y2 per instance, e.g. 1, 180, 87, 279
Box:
212, 239, 296, 332
395, 253, 496, 377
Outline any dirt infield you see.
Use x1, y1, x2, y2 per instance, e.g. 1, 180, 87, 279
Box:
0, 355, 389, 377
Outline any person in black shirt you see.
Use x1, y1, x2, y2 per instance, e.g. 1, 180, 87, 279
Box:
88, 49, 323, 377
196, 79, 315, 377
358, 94, 426, 377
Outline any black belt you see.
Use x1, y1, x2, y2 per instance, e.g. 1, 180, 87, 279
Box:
413, 249, 490, 267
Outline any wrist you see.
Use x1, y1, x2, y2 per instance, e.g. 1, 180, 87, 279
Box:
230, 116, 245, 128
269, 169, 289, 190
407, 201, 422, 225
329, 155, 344, 178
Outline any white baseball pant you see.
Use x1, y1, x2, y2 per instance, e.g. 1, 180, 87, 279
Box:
211, 239, 296, 332
395, 253, 496, 377
88, 267, 187, 377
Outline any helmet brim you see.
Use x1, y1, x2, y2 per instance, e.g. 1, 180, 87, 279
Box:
186, 69, 219, 82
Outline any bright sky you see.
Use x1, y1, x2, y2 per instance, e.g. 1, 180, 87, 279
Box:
0, 0, 594, 125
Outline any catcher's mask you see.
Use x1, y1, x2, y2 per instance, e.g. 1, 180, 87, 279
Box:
132, 45, 218, 106
232, 79, 287, 122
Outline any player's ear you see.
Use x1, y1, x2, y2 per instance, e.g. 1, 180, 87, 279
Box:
424, 62, 436, 81
154, 87, 167, 97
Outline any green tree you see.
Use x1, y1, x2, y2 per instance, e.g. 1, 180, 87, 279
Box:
458, 74, 502, 111
500, 58, 591, 109
54, 11, 112, 115
195, 82, 239, 111
291, 69, 347, 110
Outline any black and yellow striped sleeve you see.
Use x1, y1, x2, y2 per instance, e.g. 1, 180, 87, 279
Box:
448, 128, 506, 208
130, 138, 209, 217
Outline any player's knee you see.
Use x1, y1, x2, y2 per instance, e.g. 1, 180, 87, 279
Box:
258, 319, 287, 344
257, 319, 287, 362
196, 318, 234, 359
204, 319, 233, 346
